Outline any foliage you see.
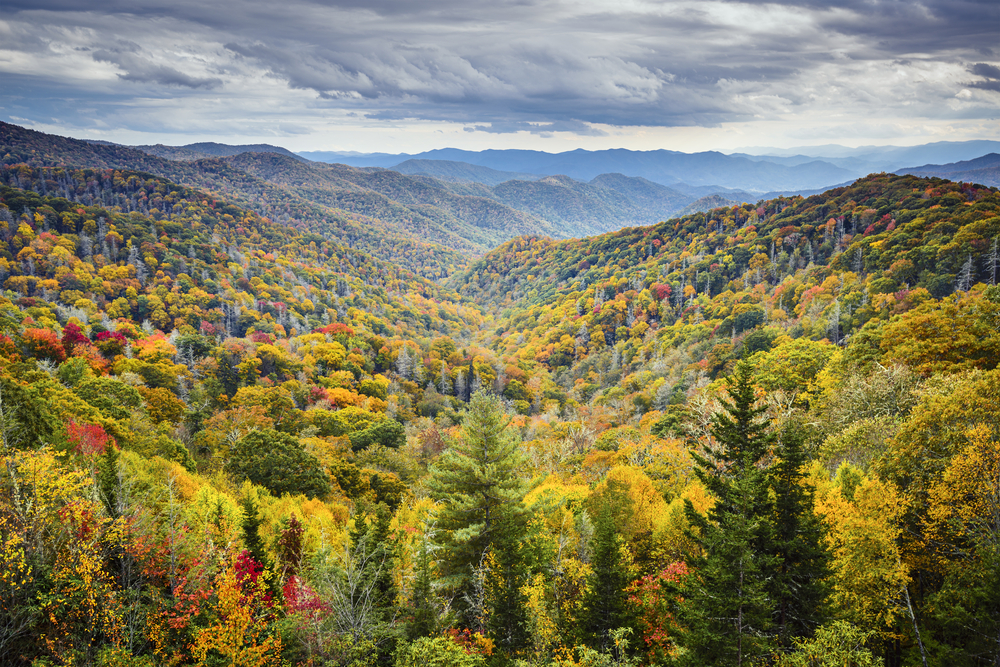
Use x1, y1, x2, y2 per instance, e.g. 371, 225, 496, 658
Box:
226, 429, 330, 499
1, 124, 999, 665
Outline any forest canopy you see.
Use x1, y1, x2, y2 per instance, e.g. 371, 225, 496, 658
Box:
0, 127, 998, 667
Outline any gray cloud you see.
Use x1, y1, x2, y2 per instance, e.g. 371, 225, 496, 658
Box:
2, 0, 999, 139
967, 62, 1000, 93
92, 43, 223, 89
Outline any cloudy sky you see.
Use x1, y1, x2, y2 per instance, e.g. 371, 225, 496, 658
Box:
2, 0, 998, 154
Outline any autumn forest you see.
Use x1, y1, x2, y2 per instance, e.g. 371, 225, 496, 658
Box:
0, 122, 999, 667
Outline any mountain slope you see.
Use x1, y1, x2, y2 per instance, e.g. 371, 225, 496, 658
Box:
456, 174, 1000, 374
0, 123, 521, 275
896, 153, 1000, 187
0, 164, 482, 342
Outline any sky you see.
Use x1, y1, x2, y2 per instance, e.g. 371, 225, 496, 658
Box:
2, 0, 999, 155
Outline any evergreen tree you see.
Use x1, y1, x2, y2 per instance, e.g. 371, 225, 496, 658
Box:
675, 360, 779, 666
484, 517, 532, 655
240, 493, 268, 568
348, 502, 400, 665
427, 390, 528, 629
770, 423, 830, 649
349, 502, 398, 619
325, 502, 400, 660
96, 442, 120, 520
579, 478, 637, 652
406, 530, 438, 640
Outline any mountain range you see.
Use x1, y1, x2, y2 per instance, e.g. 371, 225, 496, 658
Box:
5, 123, 998, 281
0, 123, 771, 269
301, 147, 858, 193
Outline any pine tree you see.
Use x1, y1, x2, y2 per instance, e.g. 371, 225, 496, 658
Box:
240, 493, 268, 568
406, 531, 438, 639
349, 502, 398, 619
769, 423, 829, 650
96, 442, 120, 520
579, 479, 637, 652
327, 502, 400, 659
427, 390, 528, 629
675, 360, 779, 666
484, 517, 532, 655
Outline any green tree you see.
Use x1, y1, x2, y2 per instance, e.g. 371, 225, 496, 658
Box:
770, 423, 830, 648
427, 391, 528, 629
406, 531, 439, 640
0, 371, 63, 450
350, 418, 406, 451
674, 360, 778, 666
579, 480, 638, 652
73, 376, 143, 421
240, 492, 268, 568
226, 429, 330, 498
348, 502, 400, 665
96, 443, 120, 519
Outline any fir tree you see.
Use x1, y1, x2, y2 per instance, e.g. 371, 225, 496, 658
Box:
427, 390, 528, 629
348, 501, 400, 664
579, 479, 637, 652
349, 502, 398, 619
675, 360, 779, 666
240, 493, 268, 568
769, 422, 830, 650
484, 517, 532, 655
406, 530, 438, 640
96, 442, 120, 520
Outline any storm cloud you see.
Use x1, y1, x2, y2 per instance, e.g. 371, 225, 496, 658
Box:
1, 0, 997, 148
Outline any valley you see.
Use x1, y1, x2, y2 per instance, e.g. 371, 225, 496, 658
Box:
1, 121, 999, 666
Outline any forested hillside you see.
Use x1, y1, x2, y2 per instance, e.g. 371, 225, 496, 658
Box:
1, 125, 999, 667
0, 122, 472, 280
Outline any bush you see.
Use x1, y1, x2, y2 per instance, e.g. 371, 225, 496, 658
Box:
395, 636, 486, 667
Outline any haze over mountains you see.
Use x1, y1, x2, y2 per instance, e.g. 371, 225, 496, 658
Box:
301, 147, 858, 193
301, 140, 1000, 192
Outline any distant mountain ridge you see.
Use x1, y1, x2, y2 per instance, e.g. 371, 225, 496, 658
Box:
730, 140, 1000, 177
305, 146, 856, 193
895, 153, 1000, 188
8, 123, 997, 281
2, 122, 708, 270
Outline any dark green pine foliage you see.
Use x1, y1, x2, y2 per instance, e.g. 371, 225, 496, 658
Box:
677, 360, 779, 667
924, 549, 1000, 667
406, 531, 438, 640
427, 390, 528, 629
240, 494, 269, 568
484, 517, 533, 657
349, 502, 399, 619
349, 501, 401, 665
769, 422, 830, 649
579, 479, 638, 652
96, 443, 120, 520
